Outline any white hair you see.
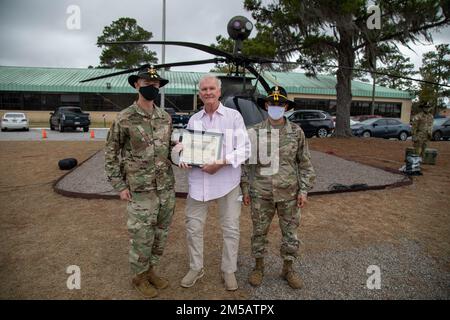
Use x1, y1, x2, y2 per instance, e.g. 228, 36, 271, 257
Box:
198, 74, 222, 89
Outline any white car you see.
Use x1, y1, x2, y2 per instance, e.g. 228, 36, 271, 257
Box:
1, 112, 29, 131
331, 117, 360, 126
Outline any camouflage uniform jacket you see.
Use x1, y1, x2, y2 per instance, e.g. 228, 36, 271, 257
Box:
105, 103, 175, 192
241, 118, 316, 202
411, 112, 434, 141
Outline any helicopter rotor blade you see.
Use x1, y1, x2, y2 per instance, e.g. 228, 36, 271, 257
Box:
245, 56, 279, 64
79, 65, 150, 83
346, 66, 450, 88
91, 41, 450, 89
155, 58, 227, 69
245, 64, 272, 93
80, 58, 227, 83
257, 59, 450, 88
99, 41, 235, 60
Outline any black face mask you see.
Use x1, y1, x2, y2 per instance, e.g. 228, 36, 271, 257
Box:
139, 85, 159, 101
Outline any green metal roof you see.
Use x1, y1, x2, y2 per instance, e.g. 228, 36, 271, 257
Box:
0, 66, 202, 95
262, 71, 414, 99
0, 66, 412, 99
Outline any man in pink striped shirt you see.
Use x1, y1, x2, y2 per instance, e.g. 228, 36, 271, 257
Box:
177, 74, 250, 291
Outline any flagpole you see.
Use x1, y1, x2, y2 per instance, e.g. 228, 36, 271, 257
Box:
161, 0, 166, 109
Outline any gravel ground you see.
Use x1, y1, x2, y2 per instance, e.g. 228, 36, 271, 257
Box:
1, 139, 448, 300
237, 239, 450, 300
55, 149, 407, 197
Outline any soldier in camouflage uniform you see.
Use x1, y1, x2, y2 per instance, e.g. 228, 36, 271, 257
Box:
241, 86, 316, 289
105, 67, 176, 298
411, 102, 434, 159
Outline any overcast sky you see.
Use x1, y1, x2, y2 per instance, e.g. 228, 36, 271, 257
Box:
0, 0, 449, 73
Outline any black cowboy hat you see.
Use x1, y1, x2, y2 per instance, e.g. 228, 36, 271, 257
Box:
128, 66, 169, 88
257, 86, 296, 110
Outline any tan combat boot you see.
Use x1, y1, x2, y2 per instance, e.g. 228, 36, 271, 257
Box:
248, 257, 264, 287
281, 260, 303, 289
146, 266, 169, 289
132, 272, 158, 298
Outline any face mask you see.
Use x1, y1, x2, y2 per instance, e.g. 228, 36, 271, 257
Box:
139, 85, 159, 101
268, 105, 285, 120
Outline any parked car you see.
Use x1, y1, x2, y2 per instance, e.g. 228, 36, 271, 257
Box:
49, 106, 90, 132
351, 118, 411, 140
432, 117, 450, 141
172, 113, 191, 129
1, 112, 29, 131
331, 116, 360, 126
164, 107, 177, 116
353, 114, 382, 122
285, 109, 335, 138
163, 107, 188, 129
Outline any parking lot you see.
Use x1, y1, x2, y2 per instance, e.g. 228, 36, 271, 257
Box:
0, 127, 416, 142
0, 128, 109, 141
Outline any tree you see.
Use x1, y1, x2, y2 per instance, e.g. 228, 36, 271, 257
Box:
374, 53, 418, 91
97, 17, 157, 69
244, 0, 450, 137
354, 44, 418, 91
418, 44, 450, 114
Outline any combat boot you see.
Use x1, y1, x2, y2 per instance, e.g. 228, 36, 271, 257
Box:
132, 272, 158, 298
248, 257, 264, 287
146, 266, 169, 289
281, 260, 303, 289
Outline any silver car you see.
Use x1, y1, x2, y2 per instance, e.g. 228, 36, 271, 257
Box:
432, 118, 450, 141
351, 118, 411, 140
1, 112, 29, 131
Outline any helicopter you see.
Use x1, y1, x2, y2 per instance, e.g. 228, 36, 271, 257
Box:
81, 16, 450, 127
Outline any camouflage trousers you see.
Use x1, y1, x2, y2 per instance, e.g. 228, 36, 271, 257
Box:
413, 139, 428, 159
127, 189, 175, 275
250, 197, 301, 261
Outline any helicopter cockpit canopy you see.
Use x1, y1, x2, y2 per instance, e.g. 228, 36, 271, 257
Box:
222, 96, 267, 127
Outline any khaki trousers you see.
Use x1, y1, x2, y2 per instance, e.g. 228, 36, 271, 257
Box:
185, 185, 241, 273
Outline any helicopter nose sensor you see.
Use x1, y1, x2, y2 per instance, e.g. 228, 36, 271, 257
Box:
227, 16, 253, 41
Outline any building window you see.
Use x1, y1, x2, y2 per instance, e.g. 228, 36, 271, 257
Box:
82, 93, 135, 111
351, 101, 371, 116
0, 92, 22, 109
293, 98, 331, 112
164, 95, 193, 112
373, 102, 401, 117
23, 93, 42, 109
61, 94, 80, 103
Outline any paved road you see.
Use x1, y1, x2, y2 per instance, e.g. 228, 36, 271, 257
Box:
0, 128, 415, 142
0, 128, 109, 141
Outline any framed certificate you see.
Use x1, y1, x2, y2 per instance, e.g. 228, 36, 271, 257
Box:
179, 129, 223, 166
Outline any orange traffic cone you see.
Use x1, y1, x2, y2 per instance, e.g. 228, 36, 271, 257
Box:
42, 129, 47, 139
90, 129, 95, 139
